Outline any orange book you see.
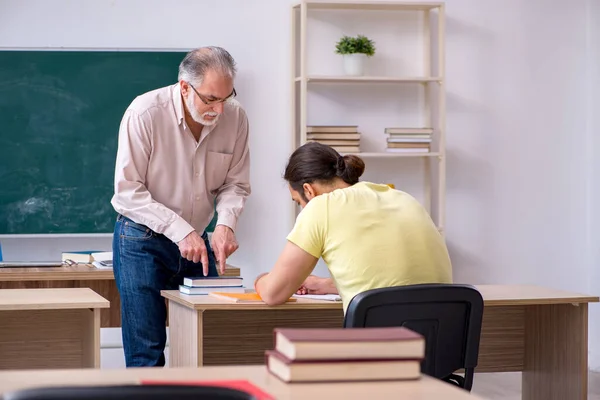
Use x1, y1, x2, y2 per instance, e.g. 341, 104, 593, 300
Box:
208, 292, 297, 303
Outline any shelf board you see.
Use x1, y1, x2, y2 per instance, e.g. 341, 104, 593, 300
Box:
297, 76, 442, 83
293, 1, 443, 11
340, 152, 441, 158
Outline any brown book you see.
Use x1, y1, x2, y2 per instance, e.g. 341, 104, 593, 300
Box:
265, 350, 421, 383
307, 125, 358, 133
307, 133, 361, 140
274, 327, 425, 361
307, 139, 360, 146
384, 127, 433, 134
386, 142, 430, 149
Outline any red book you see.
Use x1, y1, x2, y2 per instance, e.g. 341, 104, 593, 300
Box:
141, 379, 274, 400
273, 326, 425, 361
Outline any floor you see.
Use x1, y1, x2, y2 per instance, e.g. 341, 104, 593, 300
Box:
471, 372, 600, 400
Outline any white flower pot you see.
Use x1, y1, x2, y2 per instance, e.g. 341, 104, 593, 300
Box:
343, 53, 367, 76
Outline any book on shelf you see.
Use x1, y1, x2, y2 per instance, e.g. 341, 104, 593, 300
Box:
387, 142, 430, 149
273, 326, 425, 361
307, 132, 360, 140
306, 125, 358, 133
384, 127, 433, 135
265, 350, 421, 383
179, 285, 245, 295
385, 148, 430, 153
384, 127, 432, 153
208, 292, 297, 303
183, 276, 243, 287
307, 139, 359, 147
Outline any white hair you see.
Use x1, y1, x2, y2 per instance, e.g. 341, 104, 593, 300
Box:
178, 46, 237, 86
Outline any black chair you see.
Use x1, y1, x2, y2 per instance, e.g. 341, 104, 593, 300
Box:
2, 384, 257, 400
343, 283, 484, 391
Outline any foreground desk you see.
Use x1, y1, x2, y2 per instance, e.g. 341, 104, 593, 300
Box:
0, 288, 109, 370
162, 285, 599, 400
0, 264, 241, 327
0, 365, 485, 399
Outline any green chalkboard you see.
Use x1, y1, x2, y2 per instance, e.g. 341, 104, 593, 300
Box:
0, 50, 218, 234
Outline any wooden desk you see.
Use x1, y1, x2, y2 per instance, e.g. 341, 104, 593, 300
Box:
0, 365, 485, 399
162, 284, 599, 400
0, 264, 241, 327
0, 288, 109, 370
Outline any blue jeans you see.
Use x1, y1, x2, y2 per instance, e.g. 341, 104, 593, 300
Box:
112, 214, 217, 367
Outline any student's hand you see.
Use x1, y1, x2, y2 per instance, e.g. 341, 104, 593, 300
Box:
211, 225, 239, 275
178, 231, 209, 275
296, 275, 327, 295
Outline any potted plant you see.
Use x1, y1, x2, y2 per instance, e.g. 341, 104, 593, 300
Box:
335, 34, 376, 76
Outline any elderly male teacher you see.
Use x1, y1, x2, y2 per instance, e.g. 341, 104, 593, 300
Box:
110, 46, 251, 367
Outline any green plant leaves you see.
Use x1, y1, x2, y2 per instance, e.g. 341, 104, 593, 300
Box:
335, 34, 376, 56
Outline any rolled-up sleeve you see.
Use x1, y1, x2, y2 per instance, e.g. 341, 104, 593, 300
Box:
111, 109, 195, 243
214, 109, 251, 232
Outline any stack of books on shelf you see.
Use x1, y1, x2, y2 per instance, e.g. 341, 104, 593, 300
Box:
179, 276, 244, 295
265, 326, 425, 383
306, 125, 360, 154
384, 127, 433, 153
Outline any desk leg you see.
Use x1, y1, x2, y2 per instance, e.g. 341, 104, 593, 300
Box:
523, 303, 588, 400
81, 308, 101, 368
167, 301, 203, 367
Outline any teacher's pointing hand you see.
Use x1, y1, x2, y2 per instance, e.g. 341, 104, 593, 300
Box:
211, 225, 239, 274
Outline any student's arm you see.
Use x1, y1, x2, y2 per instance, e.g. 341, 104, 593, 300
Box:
254, 197, 328, 305
255, 242, 319, 305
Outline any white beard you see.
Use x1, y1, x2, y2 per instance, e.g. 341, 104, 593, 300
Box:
186, 92, 220, 126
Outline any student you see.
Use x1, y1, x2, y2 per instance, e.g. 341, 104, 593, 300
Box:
254, 142, 452, 313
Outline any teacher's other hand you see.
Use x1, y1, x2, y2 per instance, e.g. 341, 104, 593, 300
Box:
178, 231, 209, 276
211, 225, 239, 275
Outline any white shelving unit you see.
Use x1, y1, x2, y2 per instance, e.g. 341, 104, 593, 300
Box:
291, 0, 446, 233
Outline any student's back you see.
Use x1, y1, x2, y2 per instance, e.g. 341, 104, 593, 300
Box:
287, 180, 452, 312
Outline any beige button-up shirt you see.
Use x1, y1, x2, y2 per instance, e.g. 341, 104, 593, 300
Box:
111, 83, 251, 243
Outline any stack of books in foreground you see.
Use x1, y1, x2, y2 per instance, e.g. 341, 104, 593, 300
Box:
385, 128, 432, 153
179, 276, 244, 295
306, 125, 360, 154
265, 326, 424, 383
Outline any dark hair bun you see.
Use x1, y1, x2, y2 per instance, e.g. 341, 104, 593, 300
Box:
337, 154, 365, 184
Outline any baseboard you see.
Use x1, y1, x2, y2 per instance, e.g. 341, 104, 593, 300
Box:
590, 349, 600, 372
100, 327, 169, 349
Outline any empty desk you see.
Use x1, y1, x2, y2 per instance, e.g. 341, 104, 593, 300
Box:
0, 287, 109, 369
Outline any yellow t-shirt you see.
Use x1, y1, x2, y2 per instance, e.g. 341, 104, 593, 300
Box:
286, 181, 453, 313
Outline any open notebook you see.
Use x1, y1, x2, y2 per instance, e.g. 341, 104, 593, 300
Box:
293, 294, 342, 301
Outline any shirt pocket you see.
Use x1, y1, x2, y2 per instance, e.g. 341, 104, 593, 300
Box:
205, 151, 233, 192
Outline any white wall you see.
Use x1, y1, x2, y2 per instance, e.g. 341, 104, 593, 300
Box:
0, 0, 598, 369
587, 0, 600, 371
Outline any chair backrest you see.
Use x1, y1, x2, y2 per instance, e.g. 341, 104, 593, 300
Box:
343, 284, 484, 389
2, 384, 257, 400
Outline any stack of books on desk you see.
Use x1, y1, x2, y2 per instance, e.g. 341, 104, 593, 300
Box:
179, 276, 245, 295
384, 127, 432, 153
265, 327, 424, 383
306, 125, 361, 154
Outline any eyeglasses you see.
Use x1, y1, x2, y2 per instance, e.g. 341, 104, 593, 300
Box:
188, 82, 236, 106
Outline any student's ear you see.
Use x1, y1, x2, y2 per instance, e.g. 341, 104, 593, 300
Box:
302, 183, 317, 201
